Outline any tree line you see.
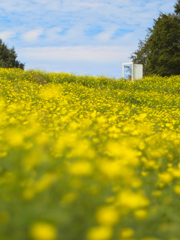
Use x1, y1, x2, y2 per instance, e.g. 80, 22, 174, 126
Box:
130, 0, 180, 77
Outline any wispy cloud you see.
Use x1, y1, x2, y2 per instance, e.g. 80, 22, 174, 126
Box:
0, 0, 176, 77
22, 29, 44, 42
74, 2, 102, 8
0, 31, 16, 42
19, 46, 130, 62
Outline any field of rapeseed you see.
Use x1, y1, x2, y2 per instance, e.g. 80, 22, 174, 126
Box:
1, 68, 180, 240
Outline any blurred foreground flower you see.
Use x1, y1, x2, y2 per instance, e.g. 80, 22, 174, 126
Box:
30, 222, 57, 240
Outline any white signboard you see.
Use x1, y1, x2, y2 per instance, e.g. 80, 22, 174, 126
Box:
122, 62, 143, 80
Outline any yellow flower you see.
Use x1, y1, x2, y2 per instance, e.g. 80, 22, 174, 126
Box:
7, 130, 24, 147
134, 209, 147, 220
158, 172, 173, 183
99, 160, 122, 178
141, 171, 148, 177
106, 142, 140, 167
172, 169, 180, 178
87, 226, 112, 240
117, 190, 149, 209
174, 185, 180, 194
30, 222, 57, 240
96, 206, 119, 226
69, 161, 92, 176
68, 139, 95, 158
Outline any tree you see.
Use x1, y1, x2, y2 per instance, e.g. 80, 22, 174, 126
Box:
0, 39, 25, 70
130, 38, 150, 76
130, 1, 180, 77
146, 13, 180, 77
174, 0, 180, 16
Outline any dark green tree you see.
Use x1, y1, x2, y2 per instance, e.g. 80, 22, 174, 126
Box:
130, 1, 180, 77
146, 13, 180, 77
0, 39, 25, 70
174, 0, 180, 16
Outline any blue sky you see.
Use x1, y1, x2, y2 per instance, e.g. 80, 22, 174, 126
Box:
0, 0, 176, 78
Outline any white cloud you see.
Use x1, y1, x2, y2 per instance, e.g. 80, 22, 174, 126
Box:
74, 2, 102, 8
19, 46, 131, 62
0, 0, 62, 12
95, 32, 113, 42
44, 27, 63, 43
22, 29, 44, 42
0, 31, 16, 42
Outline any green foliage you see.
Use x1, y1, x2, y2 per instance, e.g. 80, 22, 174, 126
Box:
0, 39, 25, 70
130, 0, 180, 77
146, 13, 180, 77
174, 0, 180, 16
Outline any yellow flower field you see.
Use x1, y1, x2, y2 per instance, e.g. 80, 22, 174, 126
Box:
0, 68, 180, 240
